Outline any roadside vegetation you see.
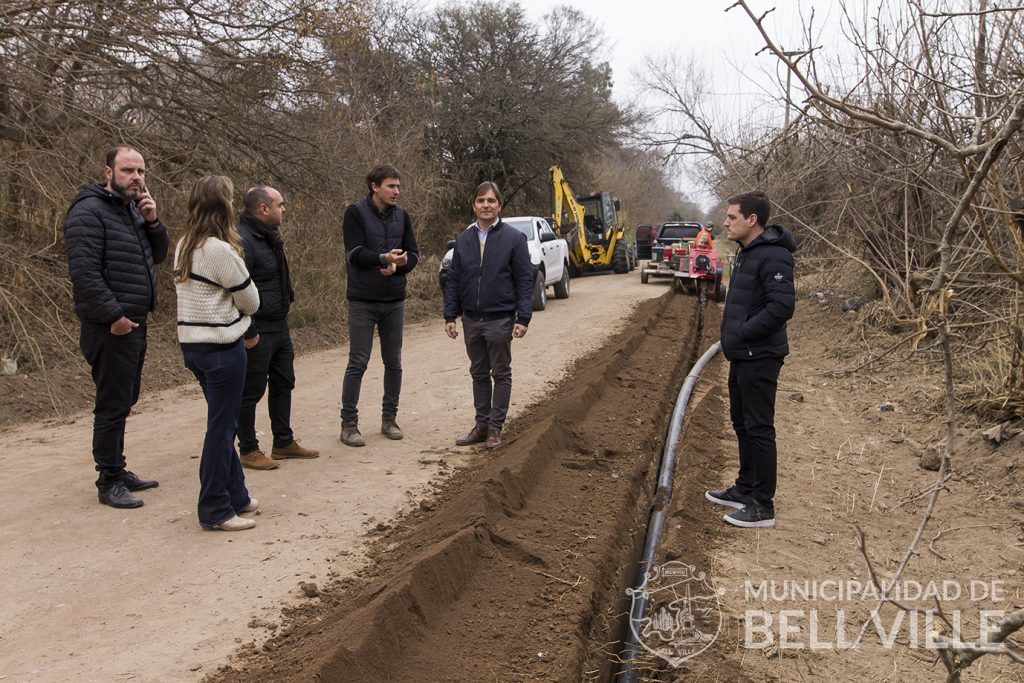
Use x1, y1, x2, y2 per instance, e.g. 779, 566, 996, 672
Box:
0, 0, 697, 385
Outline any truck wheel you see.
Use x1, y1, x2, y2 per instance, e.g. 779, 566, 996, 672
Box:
554, 265, 570, 299
611, 241, 629, 274
641, 268, 649, 284
628, 247, 636, 271
532, 271, 547, 311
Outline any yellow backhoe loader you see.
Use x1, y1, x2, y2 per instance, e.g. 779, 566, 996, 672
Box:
549, 165, 633, 276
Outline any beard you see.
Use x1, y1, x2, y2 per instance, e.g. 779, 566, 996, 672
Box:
110, 177, 143, 202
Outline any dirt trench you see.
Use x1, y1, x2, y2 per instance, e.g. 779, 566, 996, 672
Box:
209, 291, 724, 681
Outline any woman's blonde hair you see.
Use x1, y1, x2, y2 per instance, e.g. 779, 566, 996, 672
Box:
174, 175, 242, 282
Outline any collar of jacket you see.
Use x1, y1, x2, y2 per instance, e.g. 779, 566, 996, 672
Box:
239, 212, 272, 239
472, 218, 504, 233
365, 191, 397, 219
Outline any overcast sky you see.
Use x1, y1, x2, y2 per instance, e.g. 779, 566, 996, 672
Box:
423, 0, 867, 207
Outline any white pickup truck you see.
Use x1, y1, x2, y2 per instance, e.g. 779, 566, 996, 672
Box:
439, 215, 571, 311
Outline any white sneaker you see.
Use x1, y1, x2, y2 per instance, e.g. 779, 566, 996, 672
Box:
240, 498, 260, 515
209, 515, 256, 531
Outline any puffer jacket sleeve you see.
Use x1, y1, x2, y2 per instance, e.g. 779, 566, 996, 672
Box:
740, 245, 795, 342
64, 205, 124, 324
145, 220, 169, 265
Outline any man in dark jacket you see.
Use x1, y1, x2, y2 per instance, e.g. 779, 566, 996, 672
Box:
706, 191, 796, 528
340, 164, 420, 446
443, 182, 533, 449
236, 186, 319, 470
64, 145, 168, 509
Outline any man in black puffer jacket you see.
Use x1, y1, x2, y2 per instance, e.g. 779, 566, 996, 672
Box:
706, 191, 796, 529
236, 186, 319, 471
64, 146, 168, 509
340, 164, 420, 447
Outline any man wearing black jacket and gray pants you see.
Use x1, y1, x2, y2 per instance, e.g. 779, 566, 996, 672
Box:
443, 182, 533, 450
64, 145, 167, 509
340, 165, 420, 446
706, 191, 796, 528
236, 186, 319, 469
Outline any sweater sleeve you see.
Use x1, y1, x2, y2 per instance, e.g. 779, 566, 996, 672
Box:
196, 239, 261, 316
395, 211, 420, 276
343, 204, 386, 270
145, 220, 169, 265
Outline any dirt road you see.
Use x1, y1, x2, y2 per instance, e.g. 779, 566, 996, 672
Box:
0, 273, 665, 682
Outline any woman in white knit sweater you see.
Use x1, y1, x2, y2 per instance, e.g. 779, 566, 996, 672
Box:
174, 176, 262, 531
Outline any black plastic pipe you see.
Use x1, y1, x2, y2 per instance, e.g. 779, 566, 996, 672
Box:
619, 340, 722, 681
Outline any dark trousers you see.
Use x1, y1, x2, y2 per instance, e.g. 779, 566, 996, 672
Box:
79, 321, 147, 489
238, 327, 296, 454
341, 300, 404, 422
463, 316, 514, 431
182, 340, 251, 527
728, 357, 783, 508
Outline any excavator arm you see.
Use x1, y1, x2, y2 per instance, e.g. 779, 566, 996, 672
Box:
549, 165, 588, 260
549, 164, 629, 274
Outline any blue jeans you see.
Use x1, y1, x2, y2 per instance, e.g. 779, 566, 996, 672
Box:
182, 340, 251, 527
341, 300, 405, 422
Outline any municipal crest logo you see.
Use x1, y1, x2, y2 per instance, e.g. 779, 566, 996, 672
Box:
626, 561, 722, 666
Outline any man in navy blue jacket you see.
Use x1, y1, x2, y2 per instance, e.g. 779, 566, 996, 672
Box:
443, 182, 533, 449
340, 164, 420, 446
706, 191, 796, 528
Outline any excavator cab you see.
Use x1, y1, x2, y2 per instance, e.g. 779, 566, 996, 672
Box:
549, 165, 631, 275
578, 192, 617, 244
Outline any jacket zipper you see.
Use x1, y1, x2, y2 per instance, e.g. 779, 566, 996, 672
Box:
476, 230, 484, 317
129, 206, 154, 314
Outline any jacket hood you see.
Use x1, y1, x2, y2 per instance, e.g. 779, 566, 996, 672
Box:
68, 182, 123, 213
747, 224, 796, 253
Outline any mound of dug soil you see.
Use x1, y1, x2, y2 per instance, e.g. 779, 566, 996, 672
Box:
210, 291, 720, 681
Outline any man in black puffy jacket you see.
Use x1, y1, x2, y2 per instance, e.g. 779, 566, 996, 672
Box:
64, 146, 168, 509
706, 191, 795, 529
340, 164, 420, 446
236, 186, 319, 470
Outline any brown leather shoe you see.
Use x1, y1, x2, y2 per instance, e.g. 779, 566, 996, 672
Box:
240, 450, 279, 470
271, 440, 320, 460
455, 425, 488, 446
484, 429, 502, 449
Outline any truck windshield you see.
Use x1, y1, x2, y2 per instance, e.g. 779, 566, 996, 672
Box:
504, 217, 535, 241
660, 225, 701, 240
